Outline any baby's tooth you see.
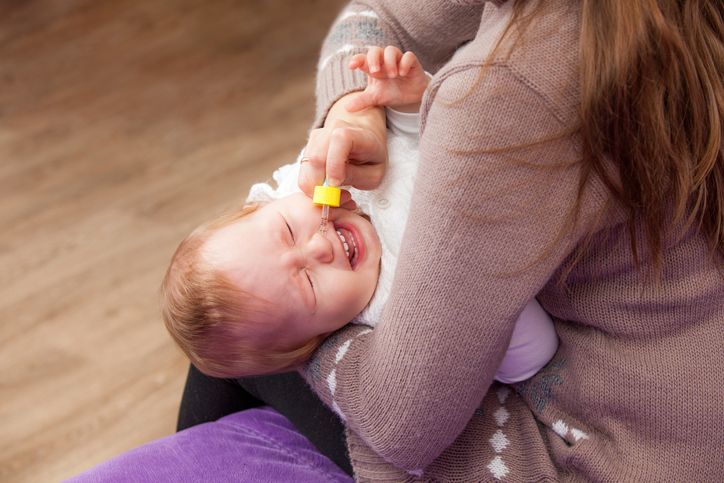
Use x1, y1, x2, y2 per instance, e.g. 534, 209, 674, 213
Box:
343, 242, 349, 254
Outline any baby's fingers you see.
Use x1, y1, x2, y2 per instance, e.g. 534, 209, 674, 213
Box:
398, 51, 419, 77
366, 46, 384, 74
348, 53, 369, 72
383, 46, 403, 78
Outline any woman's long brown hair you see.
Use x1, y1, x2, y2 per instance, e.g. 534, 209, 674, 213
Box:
577, 0, 723, 271
485, 1, 723, 275
460, 0, 724, 284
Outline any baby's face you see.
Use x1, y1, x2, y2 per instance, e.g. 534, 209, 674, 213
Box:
202, 193, 381, 350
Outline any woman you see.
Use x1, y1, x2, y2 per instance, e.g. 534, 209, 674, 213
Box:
79, 0, 723, 480
249, 0, 723, 479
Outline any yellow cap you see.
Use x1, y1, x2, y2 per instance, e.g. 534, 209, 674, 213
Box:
313, 185, 341, 207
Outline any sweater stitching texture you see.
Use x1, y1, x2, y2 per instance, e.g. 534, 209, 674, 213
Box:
421, 61, 568, 135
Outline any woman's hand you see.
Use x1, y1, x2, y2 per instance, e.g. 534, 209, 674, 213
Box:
298, 92, 388, 196
338, 188, 358, 211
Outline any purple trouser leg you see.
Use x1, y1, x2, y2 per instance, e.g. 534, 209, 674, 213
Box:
67, 407, 353, 483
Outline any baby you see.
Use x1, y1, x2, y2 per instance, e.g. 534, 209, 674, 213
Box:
162, 47, 558, 379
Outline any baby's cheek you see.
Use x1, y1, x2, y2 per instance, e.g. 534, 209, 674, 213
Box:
351, 275, 376, 312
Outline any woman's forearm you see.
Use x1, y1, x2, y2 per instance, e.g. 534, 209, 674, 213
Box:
302, 0, 576, 473
303, 65, 599, 471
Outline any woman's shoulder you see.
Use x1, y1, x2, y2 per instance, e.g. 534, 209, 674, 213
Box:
429, 0, 580, 127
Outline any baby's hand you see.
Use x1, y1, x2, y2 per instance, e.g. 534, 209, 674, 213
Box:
345, 46, 429, 113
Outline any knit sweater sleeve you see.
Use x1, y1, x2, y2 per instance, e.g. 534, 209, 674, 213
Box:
313, 0, 485, 127
302, 63, 605, 472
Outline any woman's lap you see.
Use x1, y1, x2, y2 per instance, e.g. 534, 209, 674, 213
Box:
67, 406, 352, 483
177, 364, 352, 475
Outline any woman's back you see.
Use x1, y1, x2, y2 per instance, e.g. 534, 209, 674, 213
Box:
534, 218, 723, 479
481, 2, 724, 477
423, 1, 724, 479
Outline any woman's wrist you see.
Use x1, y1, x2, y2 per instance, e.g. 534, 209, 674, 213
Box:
325, 92, 387, 142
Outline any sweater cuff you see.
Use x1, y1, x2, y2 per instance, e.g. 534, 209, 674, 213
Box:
298, 323, 371, 417
314, 50, 369, 129
345, 428, 423, 482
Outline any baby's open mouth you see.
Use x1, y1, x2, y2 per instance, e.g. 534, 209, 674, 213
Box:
334, 225, 359, 267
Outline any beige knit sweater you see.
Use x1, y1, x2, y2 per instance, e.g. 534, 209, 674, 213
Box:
302, 1, 724, 481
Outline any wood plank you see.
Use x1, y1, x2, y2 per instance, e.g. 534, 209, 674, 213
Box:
0, 1, 347, 480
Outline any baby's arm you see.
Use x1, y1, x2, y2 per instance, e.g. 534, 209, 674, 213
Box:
346, 46, 430, 113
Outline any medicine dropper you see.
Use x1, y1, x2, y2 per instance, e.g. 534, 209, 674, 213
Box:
313, 179, 341, 234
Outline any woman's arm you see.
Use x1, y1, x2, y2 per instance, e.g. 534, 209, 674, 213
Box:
312, 0, 486, 128
177, 364, 263, 431
301, 64, 607, 472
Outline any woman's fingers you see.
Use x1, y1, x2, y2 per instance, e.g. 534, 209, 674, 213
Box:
344, 160, 386, 191
298, 129, 329, 197
340, 199, 358, 211
325, 124, 386, 188
325, 126, 357, 186
299, 169, 357, 209
298, 157, 326, 198
339, 189, 357, 211
300, 120, 387, 194
340, 189, 353, 204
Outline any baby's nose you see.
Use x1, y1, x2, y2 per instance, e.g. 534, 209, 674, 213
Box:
306, 232, 334, 263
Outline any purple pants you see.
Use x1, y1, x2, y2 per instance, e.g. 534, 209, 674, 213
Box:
67, 407, 352, 482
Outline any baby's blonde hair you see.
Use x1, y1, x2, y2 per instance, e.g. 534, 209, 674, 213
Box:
161, 203, 323, 377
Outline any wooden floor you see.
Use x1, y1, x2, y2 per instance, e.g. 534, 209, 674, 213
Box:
0, 1, 346, 480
